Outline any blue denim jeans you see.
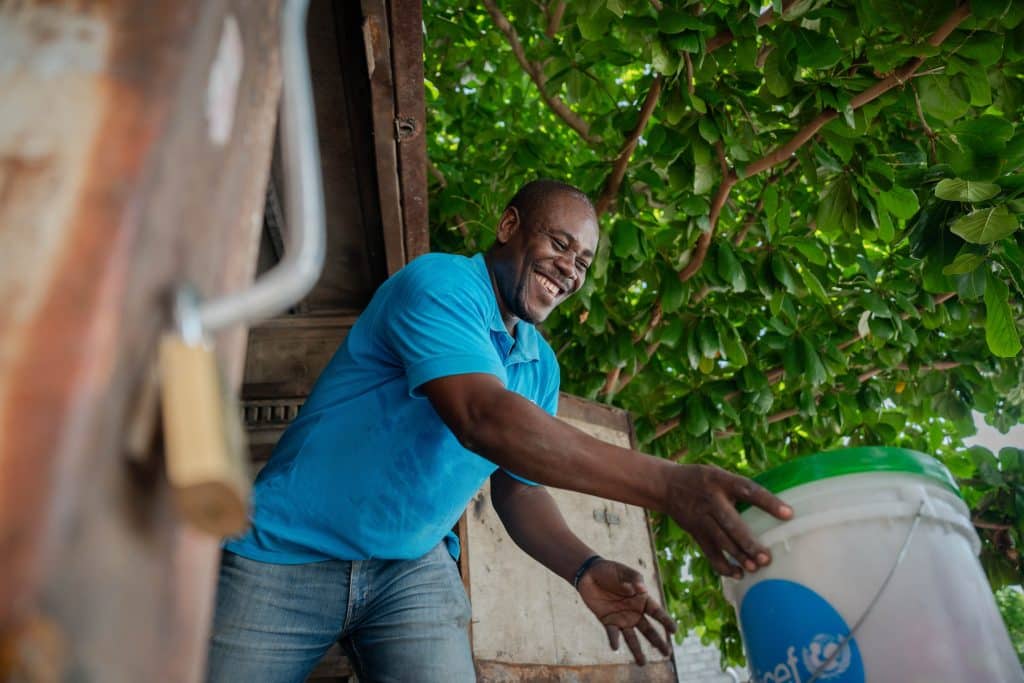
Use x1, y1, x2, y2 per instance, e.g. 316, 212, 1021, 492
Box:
206, 542, 475, 682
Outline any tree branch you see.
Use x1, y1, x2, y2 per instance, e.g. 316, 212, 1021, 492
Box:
706, 0, 799, 54
595, 76, 664, 216
545, 1, 566, 38
483, 0, 600, 145
654, 293, 961, 441
667, 361, 961, 462
675, 3, 970, 283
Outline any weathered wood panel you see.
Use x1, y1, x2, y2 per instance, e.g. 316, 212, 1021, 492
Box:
389, 0, 429, 261
464, 399, 675, 680
242, 313, 357, 400
0, 1, 281, 680
361, 0, 405, 276
295, 0, 388, 312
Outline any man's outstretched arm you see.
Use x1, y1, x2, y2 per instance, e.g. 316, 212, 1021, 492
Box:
489, 470, 675, 665
422, 373, 793, 578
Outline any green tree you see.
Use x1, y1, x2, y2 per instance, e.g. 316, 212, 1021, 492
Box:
424, 0, 1024, 662
997, 586, 1024, 664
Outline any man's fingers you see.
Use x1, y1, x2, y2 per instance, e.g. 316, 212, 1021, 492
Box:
730, 475, 793, 521
635, 616, 670, 657
605, 625, 620, 651
622, 627, 646, 666
711, 502, 768, 570
700, 527, 744, 578
644, 596, 678, 635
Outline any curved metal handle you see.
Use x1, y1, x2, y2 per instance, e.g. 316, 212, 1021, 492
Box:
198, 0, 324, 333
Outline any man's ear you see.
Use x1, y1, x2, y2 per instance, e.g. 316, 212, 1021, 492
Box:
495, 207, 520, 245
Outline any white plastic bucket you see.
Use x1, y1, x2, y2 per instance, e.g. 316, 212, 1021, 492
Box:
723, 447, 1023, 683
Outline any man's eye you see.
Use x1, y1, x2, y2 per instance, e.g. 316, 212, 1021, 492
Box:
576, 260, 590, 271
551, 237, 567, 250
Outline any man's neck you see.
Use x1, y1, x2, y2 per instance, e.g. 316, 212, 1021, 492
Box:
484, 251, 519, 336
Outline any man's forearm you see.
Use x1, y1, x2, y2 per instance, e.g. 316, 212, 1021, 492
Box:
464, 387, 671, 514
490, 471, 595, 584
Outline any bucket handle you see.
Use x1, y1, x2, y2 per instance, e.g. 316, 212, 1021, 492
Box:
805, 498, 926, 683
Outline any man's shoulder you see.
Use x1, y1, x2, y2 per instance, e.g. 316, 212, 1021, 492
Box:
390, 252, 489, 298
402, 252, 478, 277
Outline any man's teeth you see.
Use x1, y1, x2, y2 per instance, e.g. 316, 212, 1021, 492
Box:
535, 273, 560, 296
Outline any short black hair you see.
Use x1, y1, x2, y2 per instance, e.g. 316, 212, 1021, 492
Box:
505, 179, 595, 227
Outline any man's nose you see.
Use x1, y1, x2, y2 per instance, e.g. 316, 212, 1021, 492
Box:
554, 251, 575, 277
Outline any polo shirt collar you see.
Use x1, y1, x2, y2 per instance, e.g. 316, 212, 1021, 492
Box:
472, 253, 540, 365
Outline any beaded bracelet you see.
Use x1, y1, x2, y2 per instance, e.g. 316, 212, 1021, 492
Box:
572, 554, 603, 590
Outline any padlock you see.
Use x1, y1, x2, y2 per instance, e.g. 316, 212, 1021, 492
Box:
158, 287, 250, 537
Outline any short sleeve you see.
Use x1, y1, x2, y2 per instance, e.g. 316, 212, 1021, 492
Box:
500, 343, 560, 486
376, 260, 507, 396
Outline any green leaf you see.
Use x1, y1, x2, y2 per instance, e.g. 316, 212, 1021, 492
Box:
942, 251, 988, 275
771, 253, 801, 295
720, 325, 749, 367
658, 318, 685, 348
716, 243, 748, 293
685, 393, 710, 436
817, 177, 857, 235
984, 271, 1023, 357
918, 76, 970, 123
959, 31, 1004, 67
877, 186, 920, 220
660, 7, 704, 33
875, 206, 895, 243
954, 116, 1016, 156
694, 155, 715, 196
661, 269, 686, 313
763, 46, 795, 97
800, 337, 827, 386
950, 206, 1020, 244
793, 27, 842, 69
651, 39, 679, 75
698, 318, 720, 359
799, 266, 829, 303
577, 9, 612, 40
611, 220, 641, 257
788, 238, 828, 266
934, 178, 1001, 202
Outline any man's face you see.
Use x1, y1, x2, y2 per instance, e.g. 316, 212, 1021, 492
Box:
492, 194, 599, 326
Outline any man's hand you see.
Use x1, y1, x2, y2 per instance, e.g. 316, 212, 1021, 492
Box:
666, 464, 793, 578
577, 559, 677, 666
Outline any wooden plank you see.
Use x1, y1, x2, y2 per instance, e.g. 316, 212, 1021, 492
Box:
475, 660, 677, 682
557, 392, 632, 432
388, 0, 429, 260
360, 0, 405, 275
242, 314, 356, 399
297, 0, 387, 312
465, 403, 676, 679
0, 1, 281, 680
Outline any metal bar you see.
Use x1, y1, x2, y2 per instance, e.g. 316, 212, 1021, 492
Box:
198, 0, 325, 332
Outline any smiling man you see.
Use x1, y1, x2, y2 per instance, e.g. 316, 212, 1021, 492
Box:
206, 180, 792, 682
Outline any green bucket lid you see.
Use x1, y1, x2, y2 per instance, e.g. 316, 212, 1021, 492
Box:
740, 446, 961, 511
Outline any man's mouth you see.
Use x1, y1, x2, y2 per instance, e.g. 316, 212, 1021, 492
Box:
533, 271, 565, 299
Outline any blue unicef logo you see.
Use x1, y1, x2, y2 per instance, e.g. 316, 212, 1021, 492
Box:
739, 579, 865, 683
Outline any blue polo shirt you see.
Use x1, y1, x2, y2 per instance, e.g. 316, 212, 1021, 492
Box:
225, 253, 560, 563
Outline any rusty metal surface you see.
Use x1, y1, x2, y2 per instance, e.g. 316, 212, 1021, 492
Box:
0, 1, 282, 680
360, 0, 406, 275
476, 659, 677, 682
388, 0, 429, 260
